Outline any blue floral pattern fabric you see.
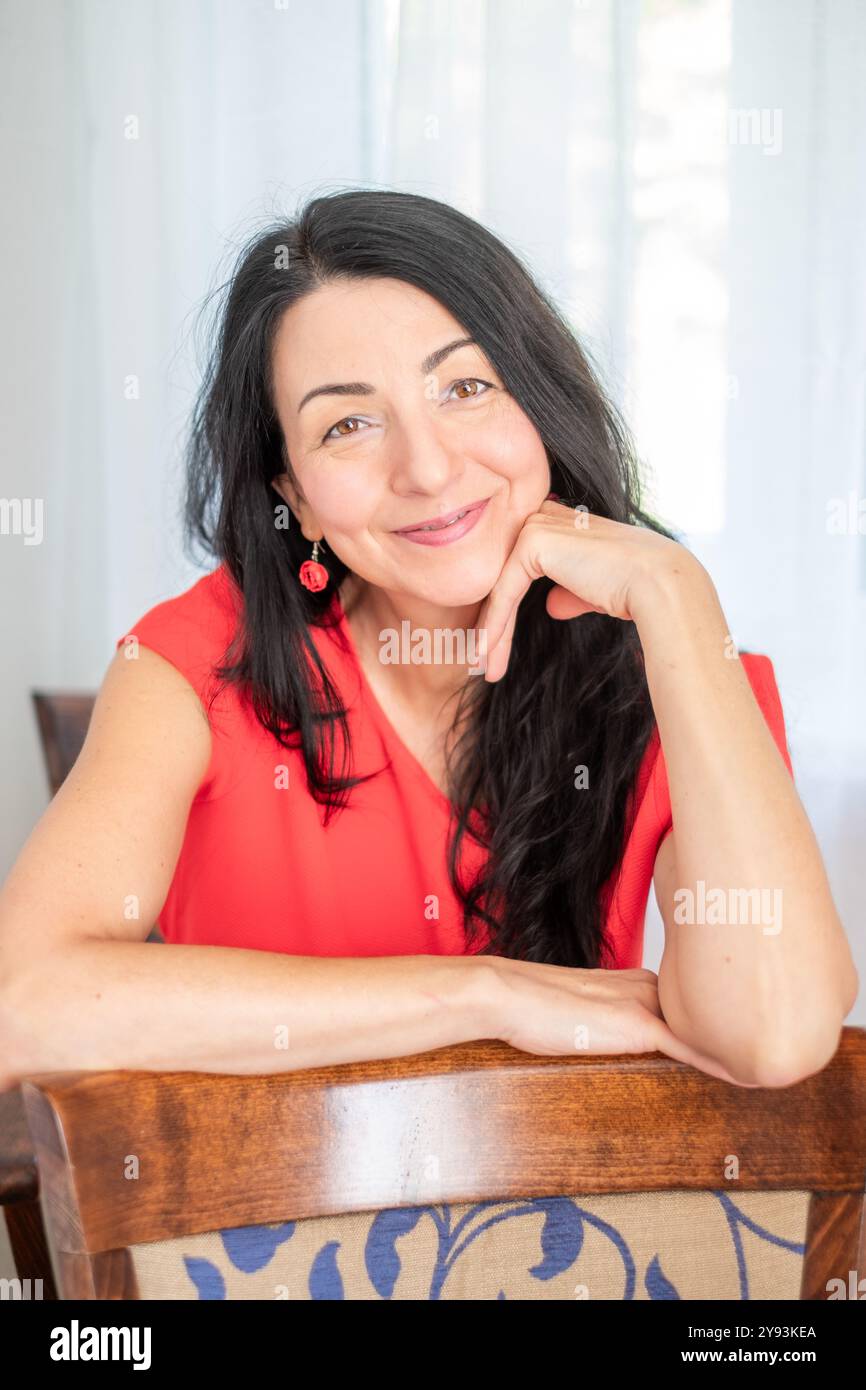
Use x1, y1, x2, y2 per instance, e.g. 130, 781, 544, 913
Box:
131, 1190, 809, 1300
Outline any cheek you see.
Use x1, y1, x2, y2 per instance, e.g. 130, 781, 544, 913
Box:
297, 462, 371, 523
467, 405, 547, 482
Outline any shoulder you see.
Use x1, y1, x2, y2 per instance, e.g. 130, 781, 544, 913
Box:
112, 564, 249, 801
117, 562, 242, 643
734, 650, 793, 775
738, 649, 779, 695
640, 649, 791, 784
115, 563, 244, 703
630, 648, 794, 866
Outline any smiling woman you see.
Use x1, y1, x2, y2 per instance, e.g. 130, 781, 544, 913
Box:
180, 191, 672, 977
0, 188, 856, 1095
267, 281, 549, 611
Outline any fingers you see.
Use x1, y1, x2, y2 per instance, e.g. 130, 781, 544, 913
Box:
484, 579, 595, 678
483, 604, 519, 683
545, 585, 597, 621
478, 551, 535, 683
481, 506, 597, 678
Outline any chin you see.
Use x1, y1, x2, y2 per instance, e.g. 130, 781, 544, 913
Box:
407, 566, 500, 610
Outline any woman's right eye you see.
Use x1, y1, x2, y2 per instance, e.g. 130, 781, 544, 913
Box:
322, 416, 370, 444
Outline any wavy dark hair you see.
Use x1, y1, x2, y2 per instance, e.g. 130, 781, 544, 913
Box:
184, 187, 680, 968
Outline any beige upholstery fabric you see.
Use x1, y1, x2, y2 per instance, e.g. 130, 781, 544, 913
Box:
130, 1189, 810, 1300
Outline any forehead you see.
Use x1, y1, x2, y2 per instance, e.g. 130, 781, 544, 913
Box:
271, 277, 468, 390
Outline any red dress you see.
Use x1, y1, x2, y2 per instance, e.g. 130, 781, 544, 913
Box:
115, 563, 794, 965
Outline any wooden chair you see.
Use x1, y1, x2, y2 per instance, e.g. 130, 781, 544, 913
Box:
4, 690, 169, 1292
2, 1030, 864, 1300
30, 692, 96, 798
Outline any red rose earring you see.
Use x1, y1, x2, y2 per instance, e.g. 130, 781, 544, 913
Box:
299, 538, 329, 592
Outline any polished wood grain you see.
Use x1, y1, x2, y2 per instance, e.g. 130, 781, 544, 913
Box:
801, 1190, 866, 1301
0, 1087, 36, 1202
9, 1028, 865, 1298
2, 1201, 57, 1299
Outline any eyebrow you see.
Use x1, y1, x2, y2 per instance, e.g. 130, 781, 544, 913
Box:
296, 336, 479, 415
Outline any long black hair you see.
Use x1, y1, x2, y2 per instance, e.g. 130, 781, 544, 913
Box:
184, 187, 679, 967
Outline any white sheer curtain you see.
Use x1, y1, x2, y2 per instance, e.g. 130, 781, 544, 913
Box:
380, 0, 866, 998
2, 0, 863, 1010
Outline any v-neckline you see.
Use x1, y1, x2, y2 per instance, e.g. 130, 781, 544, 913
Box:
327, 588, 455, 814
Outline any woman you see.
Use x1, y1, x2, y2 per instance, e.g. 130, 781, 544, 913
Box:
0, 189, 856, 1091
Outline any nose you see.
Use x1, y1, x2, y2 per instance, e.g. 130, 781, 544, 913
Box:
387, 409, 466, 497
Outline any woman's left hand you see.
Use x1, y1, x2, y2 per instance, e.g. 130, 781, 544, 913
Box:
475, 499, 705, 682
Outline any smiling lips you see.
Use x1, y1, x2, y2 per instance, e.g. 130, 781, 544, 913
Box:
393, 496, 490, 546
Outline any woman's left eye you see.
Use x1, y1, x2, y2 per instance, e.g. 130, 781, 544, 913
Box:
449, 377, 493, 401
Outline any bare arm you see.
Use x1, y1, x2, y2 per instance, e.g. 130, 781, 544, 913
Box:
0, 645, 495, 1089
1, 939, 494, 1085
0, 640, 787, 1094
641, 561, 858, 1087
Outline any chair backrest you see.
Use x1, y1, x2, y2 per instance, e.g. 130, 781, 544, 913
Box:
30, 692, 96, 796
13, 1029, 866, 1300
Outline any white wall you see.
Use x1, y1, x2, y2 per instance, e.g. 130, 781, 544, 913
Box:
0, 0, 371, 871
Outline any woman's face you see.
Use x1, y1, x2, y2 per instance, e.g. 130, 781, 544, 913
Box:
270, 276, 551, 608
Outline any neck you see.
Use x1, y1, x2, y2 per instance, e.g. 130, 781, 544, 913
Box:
337, 573, 485, 709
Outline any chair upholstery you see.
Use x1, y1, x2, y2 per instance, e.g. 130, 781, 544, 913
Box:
130, 1189, 809, 1300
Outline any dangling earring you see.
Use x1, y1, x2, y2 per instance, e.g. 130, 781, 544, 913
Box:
299, 538, 329, 592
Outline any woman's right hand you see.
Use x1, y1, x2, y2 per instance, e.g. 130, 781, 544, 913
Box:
486, 958, 751, 1086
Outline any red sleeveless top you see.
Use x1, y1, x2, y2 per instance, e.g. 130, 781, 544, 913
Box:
115, 564, 794, 965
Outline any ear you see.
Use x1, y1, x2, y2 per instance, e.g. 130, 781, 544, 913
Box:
270, 469, 319, 538
271, 471, 298, 506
